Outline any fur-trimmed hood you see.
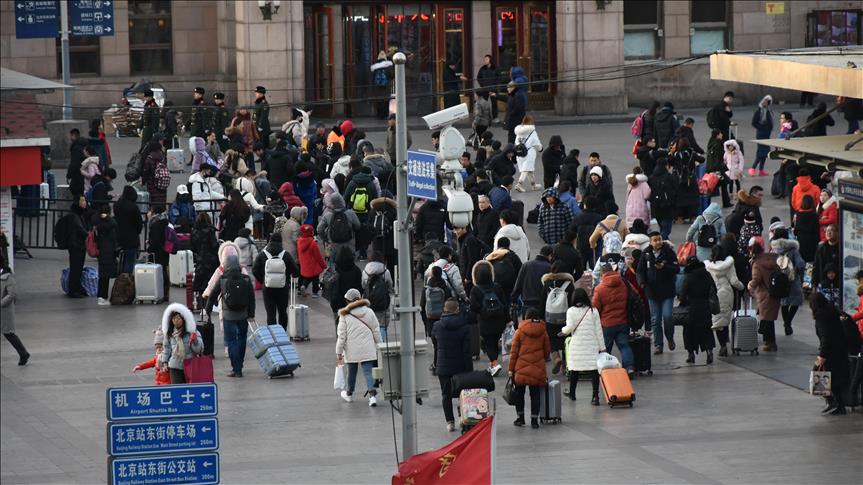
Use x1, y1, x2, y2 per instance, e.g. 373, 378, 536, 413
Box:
338, 298, 371, 316
218, 241, 240, 266
541, 272, 575, 284
723, 139, 741, 153
289, 205, 308, 222
623, 233, 650, 251
770, 238, 800, 254
320, 178, 339, 196
472, 260, 494, 286
625, 173, 648, 185
737, 190, 762, 206
160, 303, 197, 336
820, 196, 837, 211
514, 124, 536, 137
485, 248, 509, 262
704, 255, 735, 275
370, 197, 396, 210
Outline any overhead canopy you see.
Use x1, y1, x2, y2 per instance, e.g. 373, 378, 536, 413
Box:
0, 67, 72, 92
710, 47, 863, 98
755, 134, 863, 173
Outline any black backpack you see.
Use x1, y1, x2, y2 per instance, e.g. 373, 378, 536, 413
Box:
651, 176, 673, 208
366, 273, 390, 312
696, 215, 720, 248
622, 278, 646, 331
706, 107, 719, 128
328, 209, 353, 243
768, 267, 791, 299
125, 152, 143, 182
479, 286, 506, 320
372, 209, 392, 239
53, 214, 71, 250
221, 271, 251, 311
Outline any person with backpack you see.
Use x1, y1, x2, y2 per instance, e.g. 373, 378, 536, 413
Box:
593, 262, 634, 375
369, 195, 397, 275
432, 298, 474, 432
114, 186, 143, 274
678, 256, 717, 365
540, 261, 575, 375
91, 205, 118, 307
646, 160, 677, 240
141, 142, 170, 209
484, 238, 521, 298
705, 245, 745, 358
415, 232, 446, 280
169, 185, 196, 234
423, 246, 468, 302
344, 166, 379, 259
508, 307, 551, 429
317, 193, 362, 261
654, 102, 680, 148
1, 254, 30, 366
252, 232, 298, 328
470, 260, 510, 376
146, 205, 172, 302
770, 228, 806, 336
512, 245, 553, 318
747, 237, 780, 352
422, 266, 453, 374
589, 205, 628, 256
553, 230, 584, 278
336, 288, 382, 406
208, 254, 255, 378
538, 188, 573, 246
560, 288, 604, 404
685, 202, 726, 261
362, 251, 394, 341
189, 162, 226, 218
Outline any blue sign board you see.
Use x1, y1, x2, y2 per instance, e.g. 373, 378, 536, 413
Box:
108, 418, 219, 457
70, 0, 114, 36
110, 452, 219, 485
406, 150, 437, 200
15, 1, 59, 39
107, 384, 218, 421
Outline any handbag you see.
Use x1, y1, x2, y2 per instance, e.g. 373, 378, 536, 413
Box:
333, 364, 346, 390
526, 204, 540, 224
672, 305, 689, 326
183, 353, 214, 383
708, 280, 721, 315
502, 377, 516, 405
809, 364, 831, 396
86, 229, 99, 258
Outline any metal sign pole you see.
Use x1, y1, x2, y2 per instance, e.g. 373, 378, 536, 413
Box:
59, 0, 72, 120
393, 51, 417, 460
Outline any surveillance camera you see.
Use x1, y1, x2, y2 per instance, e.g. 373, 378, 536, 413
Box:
446, 189, 474, 229
422, 103, 470, 131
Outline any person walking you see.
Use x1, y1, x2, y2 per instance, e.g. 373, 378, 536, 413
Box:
362, 251, 394, 340
470, 260, 510, 376
494, 210, 530, 263
208, 255, 255, 377
647, 160, 677, 240
770, 228, 806, 336
476, 54, 499, 122
592, 262, 634, 374
92, 205, 118, 306
159, 303, 203, 384
296, 223, 326, 299
432, 299, 473, 432
336, 289, 382, 406
625, 167, 651, 229
219, 190, 251, 242
1, 255, 29, 365
538, 188, 573, 246
637, 232, 679, 354
508, 307, 551, 429
512, 246, 553, 320
317, 193, 362, 260
541, 135, 565, 190
678, 256, 717, 364
704, 246, 744, 357
811, 292, 851, 415
327, 246, 363, 330
191, 213, 220, 305
750, 94, 774, 176
560, 288, 604, 404
503, 81, 527, 144
252, 232, 298, 329
685, 202, 726, 262
748, 238, 780, 352
539, 261, 575, 375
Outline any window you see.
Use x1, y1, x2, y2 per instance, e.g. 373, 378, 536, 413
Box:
624, 0, 660, 59
128, 0, 173, 75
690, 0, 728, 55
807, 10, 861, 47
56, 36, 100, 76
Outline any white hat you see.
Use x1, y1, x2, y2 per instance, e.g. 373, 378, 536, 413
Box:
176, 185, 189, 195
153, 327, 164, 345
590, 166, 603, 178
344, 288, 362, 302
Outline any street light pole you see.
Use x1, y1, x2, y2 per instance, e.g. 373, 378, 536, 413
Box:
59, 0, 72, 120
393, 51, 417, 460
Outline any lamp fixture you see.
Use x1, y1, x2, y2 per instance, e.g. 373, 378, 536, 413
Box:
258, 1, 281, 21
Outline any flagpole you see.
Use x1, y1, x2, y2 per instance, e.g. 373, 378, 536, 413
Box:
490, 416, 497, 485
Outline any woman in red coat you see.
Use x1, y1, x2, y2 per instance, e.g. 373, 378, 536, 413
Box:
279, 182, 305, 211
508, 308, 551, 429
297, 224, 327, 297
817, 189, 837, 242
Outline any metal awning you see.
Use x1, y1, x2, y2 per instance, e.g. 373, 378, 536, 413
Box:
755, 134, 863, 173
0, 68, 72, 92
710, 47, 863, 98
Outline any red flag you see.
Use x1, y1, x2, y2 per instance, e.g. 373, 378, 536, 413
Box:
392, 416, 496, 485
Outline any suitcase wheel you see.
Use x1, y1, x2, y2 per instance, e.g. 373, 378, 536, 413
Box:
628, 402, 634, 408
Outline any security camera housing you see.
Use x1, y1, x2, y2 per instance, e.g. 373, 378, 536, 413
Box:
422, 103, 470, 131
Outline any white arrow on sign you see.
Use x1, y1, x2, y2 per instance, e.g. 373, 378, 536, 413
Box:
105, 14, 111, 19
201, 426, 212, 432
105, 27, 112, 32
17, 16, 24, 21
200, 392, 211, 398
17, 3, 24, 8
104, 1, 111, 5
203, 461, 213, 468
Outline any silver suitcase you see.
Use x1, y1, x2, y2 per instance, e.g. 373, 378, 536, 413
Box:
287, 277, 310, 341
167, 148, 185, 172
732, 300, 759, 356
539, 379, 563, 424
169, 250, 194, 286
134, 263, 164, 304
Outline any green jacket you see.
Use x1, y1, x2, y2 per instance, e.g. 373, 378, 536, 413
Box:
254, 98, 270, 135
140, 100, 161, 149
190, 100, 210, 138
213, 105, 230, 149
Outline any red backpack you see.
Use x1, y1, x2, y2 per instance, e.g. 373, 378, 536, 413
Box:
630, 110, 646, 138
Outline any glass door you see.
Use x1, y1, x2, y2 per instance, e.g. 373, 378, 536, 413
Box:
436, 5, 469, 110
305, 6, 335, 116
492, 2, 555, 102
344, 5, 375, 117
382, 4, 435, 114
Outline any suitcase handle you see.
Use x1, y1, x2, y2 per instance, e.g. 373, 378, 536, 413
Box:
247, 318, 259, 331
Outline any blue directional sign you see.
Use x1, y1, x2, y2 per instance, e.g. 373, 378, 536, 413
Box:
406, 150, 437, 200
110, 452, 219, 485
15, 1, 60, 39
107, 384, 218, 421
70, 0, 114, 36
108, 418, 219, 457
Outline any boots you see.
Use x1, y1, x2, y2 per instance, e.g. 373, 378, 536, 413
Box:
551, 351, 563, 375
784, 323, 793, 336
530, 417, 539, 429
567, 372, 577, 401
718, 345, 728, 357
513, 414, 525, 427
591, 391, 600, 406
706, 350, 714, 365
686, 351, 695, 364
4, 333, 30, 366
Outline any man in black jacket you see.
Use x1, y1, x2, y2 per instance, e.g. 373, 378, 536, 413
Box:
511, 245, 552, 315
673, 118, 704, 154
726, 185, 763, 236
636, 232, 680, 354
64, 196, 91, 298
813, 224, 840, 285
67, 129, 88, 196
476, 54, 499, 121
455, 226, 489, 292
262, 140, 295, 189
648, 161, 678, 240
553, 230, 584, 277
558, 149, 580, 191
415, 199, 448, 243
568, 196, 604, 269
708, 91, 734, 140
432, 299, 474, 431
503, 81, 526, 144
474, 195, 499, 249
577, 153, 613, 200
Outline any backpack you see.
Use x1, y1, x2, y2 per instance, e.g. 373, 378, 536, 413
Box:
696, 215, 720, 248
366, 273, 390, 312
599, 220, 623, 256
776, 254, 796, 280
328, 209, 353, 243
545, 281, 570, 325
221, 270, 251, 311
479, 286, 506, 320
86, 229, 99, 258
650, 176, 673, 208
418, 241, 443, 274
262, 250, 287, 288
489, 258, 516, 293
706, 107, 719, 128
373, 210, 392, 238
514, 130, 535, 158
154, 162, 171, 190
424, 284, 447, 320
622, 278, 646, 331
85, 180, 104, 205
320, 265, 339, 301
163, 224, 178, 254
630, 111, 645, 138
109, 273, 135, 305
125, 152, 142, 182
54, 214, 71, 249
374, 67, 388, 87
768, 267, 791, 298
349, 186, 370, 214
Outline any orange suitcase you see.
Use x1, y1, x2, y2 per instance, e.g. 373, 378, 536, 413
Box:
600, 368, 635, 407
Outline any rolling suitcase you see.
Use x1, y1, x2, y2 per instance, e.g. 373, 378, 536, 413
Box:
539, 379, 563, 423
256, 342, 301, 378
630, 334, 653, 376
248, 321, 292, 358
459, 389, 494, 432
169, 249, 194, 286
132, 182, 150, 217
196, 313, 214, 356
287, 277, 310, 341
167, 148, 185, 173
731, 299, 759, 356
134, 262, 164, 304
600, 368, 635, 407
451, 370, 495, 394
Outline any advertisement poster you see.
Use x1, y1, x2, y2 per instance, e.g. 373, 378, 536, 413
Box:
842, 209, 863, 315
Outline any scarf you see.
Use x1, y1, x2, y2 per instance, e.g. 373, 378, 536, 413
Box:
173, 331, 186, 361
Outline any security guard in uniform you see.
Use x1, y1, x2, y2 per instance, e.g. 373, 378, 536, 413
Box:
212, 92, 230, 152
253, 86, 270, 148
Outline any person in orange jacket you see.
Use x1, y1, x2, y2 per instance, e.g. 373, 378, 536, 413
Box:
791, 168, 821, 214
132, 327, 171, 385
507, 307, 551, 429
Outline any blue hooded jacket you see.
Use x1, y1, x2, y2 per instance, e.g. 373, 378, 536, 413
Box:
510, 66, 529, 92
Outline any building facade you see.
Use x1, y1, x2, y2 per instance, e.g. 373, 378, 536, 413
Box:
1, 1, 860, 122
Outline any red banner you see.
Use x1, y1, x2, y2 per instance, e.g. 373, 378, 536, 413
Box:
392, 417, 495, 485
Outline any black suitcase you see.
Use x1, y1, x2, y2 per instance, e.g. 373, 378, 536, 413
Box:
510, 200, 524, 227
470, 323, 481, 360
451, 370, 495, 394
630, 334, 652, 376
848, 355, 863, 409
196, 312, 215, 356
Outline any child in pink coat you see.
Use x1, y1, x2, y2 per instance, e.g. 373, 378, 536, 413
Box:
80, 149, 102, 193
723, 139, 744, 195
625, 166, 651, 229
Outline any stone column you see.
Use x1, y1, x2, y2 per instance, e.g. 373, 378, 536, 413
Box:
471, 1, 492, 87
99, 2, 130, 77
663, 0, 690, 59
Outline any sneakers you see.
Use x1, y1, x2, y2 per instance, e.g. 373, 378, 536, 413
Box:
532, 184, 543, 191
489, 364, 502, 376
446, 421, 456, 432
590, 393, 600, 406
340, 390, 354, 403
748, 168, 757, 176
514, 184, 526, 193
653, 347, 663, 355
667, 340, 676, 351
513, 416, 525, 427
226, 371, 243, 378
368, 395, 378, 407
97, 297, 111, 306
759, 169, 769, 176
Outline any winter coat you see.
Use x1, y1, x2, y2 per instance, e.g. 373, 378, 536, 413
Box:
704, 256, 744, 329
475, 206, 500, 249
281, 206, 306, 261
135, 355, 172, 386
115, 186, 143, 249
813, 241, 840, 286
636, 145, 661, 177
736, 221, 763, 256
748, 252, 780, 321
80, 156, 101, 192
484, 249, 520, 297
66, 203, 90, 251
93, 214, 119, 279
415, 199, 448, 243
584, 179, 615, 214
278, 182, 304, 211
728, 190, 763, 236
685, 202, 726, 261
818, 197, 837, 242
654, 106, 679, 148
209, 256, 256, 321
592, 271, 628, 327
191, 225, 220, 293
457, 231, 489, 286
558, 190, 580, 219
252, 240, 299, 290
814, 305, 850, 388
636, 243, 679, 300
541, 138, 565, 183
647, 164, 678, 221
469, 260, 510, 335
539, 272, 575, 318
538, 196, 573, 245
262, 147, 294, 189
705, 137, 726, 174
508, 319, 551, 387
330, 249, 363, 313
0, 271, 17, 334
552, 242, 584, 277
559, 156, 580, 190
202, 241, 242, 298
424, 259, 468, 302
623, 233, 650, 252
188, 171, 225, 214
512, 255, 552, 307
678, 261, 716, 352
385, 126, 412, 162
473, 96, 493, 128
169, 197, 196, 232
673, 125, 704, 154
67, 137, 88, 195
494, 224, 530, 263
793, 209, 819, 262
625, 174, 651, 228
561, 305, 604, 371
791, 176, 821, 214
344, 171, 379, 220
336, 299, 382, 363
723, 140, 745, 181
751, 96, 774, 139
317, 193, 361, 254
712, 100, 733, 138
362, 260, 393, 295
293, 171, 318, 224
805, 106, 835, 137
570, 208, 604, 260
487, 185, 513, 213
770, 238, 806, 307
234, 236, 258, 273
294, 226, 325, 279
504, 88, 527, 133
589, 214, 628, 251
432, 312, 474, 377
159, 303, 203, 371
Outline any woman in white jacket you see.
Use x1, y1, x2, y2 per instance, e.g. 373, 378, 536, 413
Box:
234, 176, 264, 231
336, 289, 382, 406
704, 245, 744, 357
493, 211, 530, 262
560, 288, 605, 405
513, 115, 542, 192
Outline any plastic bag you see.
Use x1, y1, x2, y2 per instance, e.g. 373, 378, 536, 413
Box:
677, 241, 696, 266
596, 352, 621, 371
333, 364, 346, 390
